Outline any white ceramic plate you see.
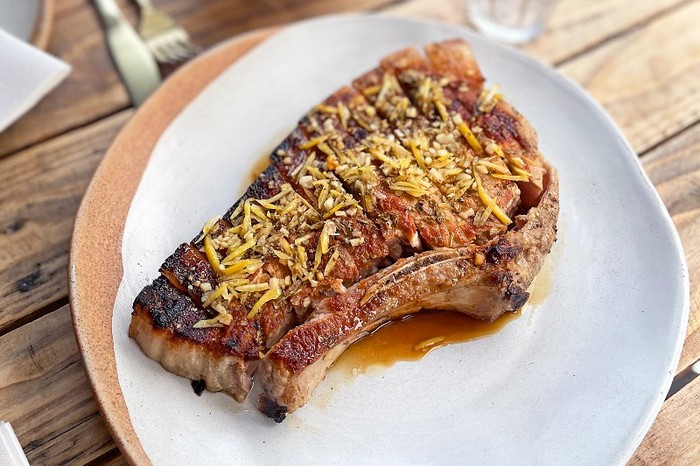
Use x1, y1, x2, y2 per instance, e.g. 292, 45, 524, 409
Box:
0, 0, 38, 42
0, 0, 53, 50
109, 15, 688, 465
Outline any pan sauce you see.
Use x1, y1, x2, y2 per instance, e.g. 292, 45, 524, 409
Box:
333, 260, 552, 374
334, 309, 522, 374
249, 157, 551, 374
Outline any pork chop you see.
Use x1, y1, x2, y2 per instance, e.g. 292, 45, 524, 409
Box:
130, 38, 559, 420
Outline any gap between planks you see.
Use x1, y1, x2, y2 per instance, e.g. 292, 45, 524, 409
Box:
1, 0, 700, 361
0, 110, 134, 336
0, 305, 116, 464
1, 0, 695, 161
641, 122, 700, 373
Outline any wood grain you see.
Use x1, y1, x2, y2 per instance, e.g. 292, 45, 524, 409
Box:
95, 450, 130, 466
560, 1, 700, 153
642, 123, 700, 372
383, 0, 688, 64
2, 0, 694, 160
0, 4, 130, 159
69, 29, 271, 466
0, 0, 697, 464
0, 305, 114, 465
0, 111, 133, 335
630, 375, 700, 465
0, 0, 399, 160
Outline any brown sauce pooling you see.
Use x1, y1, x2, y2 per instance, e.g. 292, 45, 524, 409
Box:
251, 152, 271, 182
528, 258, 552, 306
334, 309, 522, 375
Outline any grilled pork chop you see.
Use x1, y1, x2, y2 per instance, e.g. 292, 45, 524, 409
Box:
130, 38, 559, 419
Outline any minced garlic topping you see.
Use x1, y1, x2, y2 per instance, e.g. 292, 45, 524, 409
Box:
193, 69, 534, 328
194, 183, 339, 327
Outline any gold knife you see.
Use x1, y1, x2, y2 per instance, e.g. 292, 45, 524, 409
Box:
93, 0, 161, 106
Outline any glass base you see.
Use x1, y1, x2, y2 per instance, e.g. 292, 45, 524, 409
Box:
470, 12, 543, 44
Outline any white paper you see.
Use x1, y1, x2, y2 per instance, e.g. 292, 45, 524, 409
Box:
0, 422, 29, 466
112, 15, 687, 466
0, 28, 71, 133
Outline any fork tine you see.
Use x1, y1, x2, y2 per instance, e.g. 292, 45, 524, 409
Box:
173, 39, 197, 59
149, 39, 171, 63
162, 40, 189, 62
135, 1, 198, 65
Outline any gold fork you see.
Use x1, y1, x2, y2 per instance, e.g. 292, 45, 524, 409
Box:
133, 0, 198, 64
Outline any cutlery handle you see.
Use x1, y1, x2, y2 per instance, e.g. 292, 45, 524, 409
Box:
91, 0, 161, 105
93, 0, 122, 20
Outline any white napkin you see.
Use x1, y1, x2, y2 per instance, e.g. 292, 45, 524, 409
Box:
0, 27, 71, 133
0, 422, 29, 466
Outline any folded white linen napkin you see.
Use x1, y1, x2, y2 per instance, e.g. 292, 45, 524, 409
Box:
0, 421, 29, 466
0, 27, 71, 133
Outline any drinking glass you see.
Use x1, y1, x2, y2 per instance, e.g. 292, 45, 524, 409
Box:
468, 0, 559, 44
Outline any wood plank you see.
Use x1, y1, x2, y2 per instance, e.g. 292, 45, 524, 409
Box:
93, 449, 129, 466
0, 111, 133, 335
4, 0, 697, 160
0, 305, 115, 464
559, 0, 700, 153
0, 0, 401, 159
642, 123, 700, 372
0, 2, 130, 159
631, 375, 700, 464
383, 0, 687, 64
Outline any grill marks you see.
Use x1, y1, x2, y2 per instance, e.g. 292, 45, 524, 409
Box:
156, 163, 387, 350
131, 39, 546, 406
256, 41, 556, 420
134, 276, 260, 360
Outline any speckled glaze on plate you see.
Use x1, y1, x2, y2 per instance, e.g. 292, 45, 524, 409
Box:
70, 15, 689, 466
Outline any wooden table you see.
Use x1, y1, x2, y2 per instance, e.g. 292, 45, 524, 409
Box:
0, 0, 698, 464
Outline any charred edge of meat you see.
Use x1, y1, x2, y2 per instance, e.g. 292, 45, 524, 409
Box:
191, 379, 206, 396
260, 396, 288, 423
485, 238, 521, 265
132, 276, 214, 329
131, 277, 259, 401
222, 164, 286, 222
508, 286, 529, 309
160, 243, 218, 304
270, 128, 309, 181
132, 276, 260, 360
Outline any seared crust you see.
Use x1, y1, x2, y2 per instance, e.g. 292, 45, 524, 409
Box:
258, 163, 558, 418
161, 243, 219, 304
130, 277, 260, 401
131, 38, 559, 421
352, 69, 475, 248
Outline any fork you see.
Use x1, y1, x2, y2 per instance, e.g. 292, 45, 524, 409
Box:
133, 0, 198, 64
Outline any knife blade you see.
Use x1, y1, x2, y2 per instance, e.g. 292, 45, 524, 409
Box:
92, 0, 161, 106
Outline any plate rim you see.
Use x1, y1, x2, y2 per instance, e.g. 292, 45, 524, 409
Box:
69, 27, 275, 466
0, 0, 55, 49
69, 13, 690, 465
31, 0, 55, 50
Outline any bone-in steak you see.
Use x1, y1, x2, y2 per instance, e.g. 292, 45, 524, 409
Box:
130, 38, 559, 421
